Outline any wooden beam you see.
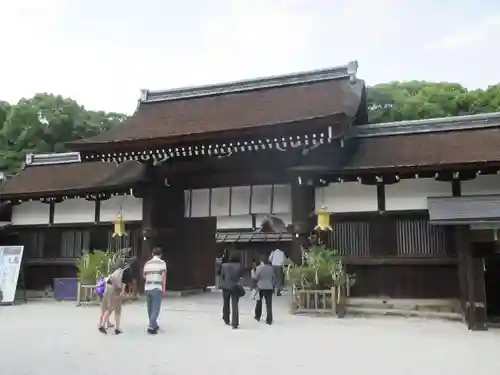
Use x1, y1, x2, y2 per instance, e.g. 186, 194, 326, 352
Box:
49, 202, 55, 225
343, 257, 458, 266
174, 171, 289, 189
94, 199, 101, 223
452, 179, 461, 197
376, 183, 386, 212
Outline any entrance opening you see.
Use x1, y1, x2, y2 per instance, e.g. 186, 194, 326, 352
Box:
485, 253, 500, 321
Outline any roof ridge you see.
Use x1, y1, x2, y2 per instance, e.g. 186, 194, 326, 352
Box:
25, 152, 81, 167
353, 112, 500, 138
141, 61, 359, 103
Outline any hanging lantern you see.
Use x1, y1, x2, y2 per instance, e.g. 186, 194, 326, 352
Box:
314, 206, 332, 231
112, 213, 127, 237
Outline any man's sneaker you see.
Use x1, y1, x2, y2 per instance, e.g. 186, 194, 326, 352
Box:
147, 328, 158, 335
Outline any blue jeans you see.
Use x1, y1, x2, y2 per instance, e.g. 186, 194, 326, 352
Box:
146, 289, 162, 330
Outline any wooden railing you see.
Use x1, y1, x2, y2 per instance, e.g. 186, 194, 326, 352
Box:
291, 286, 337, 315
76, 282, 99, 306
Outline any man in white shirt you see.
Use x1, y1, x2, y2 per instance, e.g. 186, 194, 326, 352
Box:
269, 247, 286, 296
143, 247, 167, 334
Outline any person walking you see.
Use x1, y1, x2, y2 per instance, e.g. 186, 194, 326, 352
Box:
98, 262, 126, 334
220, 253, 244, 329
269, 247, 285, 296
249, 259, 259, 300
215, 248, 229, 289
253, 256, 275, 325
143, 247, 167, 335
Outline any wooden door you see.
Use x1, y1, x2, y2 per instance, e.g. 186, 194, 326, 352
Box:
182, 217, 217, 289
161, 217, 217, 290
455, 226, 488, 330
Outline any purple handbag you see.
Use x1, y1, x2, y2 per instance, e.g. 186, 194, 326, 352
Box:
95, 278, 106, 296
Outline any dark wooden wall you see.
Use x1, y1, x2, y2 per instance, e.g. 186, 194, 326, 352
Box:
24, 265, 77, 291
6, 223, 142, 290
180, 218, 217, 289
329, 211, 459, 299
347, 263, 459, 298
140, 177, 218, 290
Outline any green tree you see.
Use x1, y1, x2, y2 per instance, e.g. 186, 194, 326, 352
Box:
0, 93, 127, 172
0, 101, 9, 127
367, 81, 500, 123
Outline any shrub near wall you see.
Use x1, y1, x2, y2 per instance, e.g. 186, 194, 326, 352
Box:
287, 247, 355, 316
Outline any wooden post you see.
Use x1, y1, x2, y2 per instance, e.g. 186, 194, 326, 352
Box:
336, 285, 347, 318
290, 284, 297, 314
291, 181, 315, 264
76, 281, 82, 306
455, 225, 487, 330
331, 286, 336, 315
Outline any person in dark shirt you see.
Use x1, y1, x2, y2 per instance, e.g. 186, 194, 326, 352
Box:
220, 254, 244, 329
253, 256, 275, 325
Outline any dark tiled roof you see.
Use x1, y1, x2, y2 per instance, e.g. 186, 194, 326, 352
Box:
0, 161, 145, 199
346, 127, 500, 170
7, 120, 500, 200
70, 72, 366, 149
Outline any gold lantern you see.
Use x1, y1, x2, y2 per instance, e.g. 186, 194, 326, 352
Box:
112, 213, 127, 237
314, 206, 332, 231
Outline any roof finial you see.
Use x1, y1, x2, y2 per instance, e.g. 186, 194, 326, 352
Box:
347, 60, 359, 84
140, 89, 149, 102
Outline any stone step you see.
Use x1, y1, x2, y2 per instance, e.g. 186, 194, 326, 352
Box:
346, 298, 461, 314
347, 306, 463, 321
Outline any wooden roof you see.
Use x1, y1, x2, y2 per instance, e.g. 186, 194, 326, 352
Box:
346, 127, 500, 171
0, 161, 145, 199
5, 114, 500, 199
70, 63, 366, 151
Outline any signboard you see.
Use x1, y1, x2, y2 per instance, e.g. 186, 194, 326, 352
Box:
0, 246, 24, 304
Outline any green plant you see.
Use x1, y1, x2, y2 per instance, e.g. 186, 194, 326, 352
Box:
77, 250, 111, 284
77, 247, 133, 284
286, 246, 356, 290
108, 247, 132, 272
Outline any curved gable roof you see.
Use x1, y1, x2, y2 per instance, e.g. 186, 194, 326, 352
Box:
71, 62, 366, 150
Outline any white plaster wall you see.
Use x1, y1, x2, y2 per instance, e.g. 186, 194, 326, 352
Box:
11, 201, 50, 225
186, 184, 292, 218
385, 178, 451, 211
190, 189, 210, 217
217, 215, 253, 230
230, 186, 251, 215
462, 174, 500, 196
315, 182, 378, 213
272, 184, 291, 214
210, 187, 230, 216
53, 198, 95, 224
99, 195, 143, 222
251, 185, 272, 214
184, 190, 191, 217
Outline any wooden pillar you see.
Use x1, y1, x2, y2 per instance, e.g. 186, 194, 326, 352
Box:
139, 165, 185, 290
455, 225, 488, 330
291, 181, 315, 264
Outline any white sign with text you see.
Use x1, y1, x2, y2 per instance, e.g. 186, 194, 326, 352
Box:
0, 246, 24, 304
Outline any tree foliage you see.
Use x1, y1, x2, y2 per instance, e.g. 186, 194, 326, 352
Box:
0, 93, 127, 172
367, 81, 500, 123
1, 83, 499, 173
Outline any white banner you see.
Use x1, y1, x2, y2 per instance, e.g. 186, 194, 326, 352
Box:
0, 246, 24, 304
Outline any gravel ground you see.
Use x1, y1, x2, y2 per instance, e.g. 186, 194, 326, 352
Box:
0, 292, 499, 375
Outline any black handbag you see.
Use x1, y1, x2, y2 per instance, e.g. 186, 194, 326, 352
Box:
236, 285, 246, 298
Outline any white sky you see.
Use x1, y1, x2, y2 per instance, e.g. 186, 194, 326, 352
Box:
1, 0, 499, 114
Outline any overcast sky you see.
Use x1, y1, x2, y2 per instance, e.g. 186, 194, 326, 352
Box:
1, 0, 499, 114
